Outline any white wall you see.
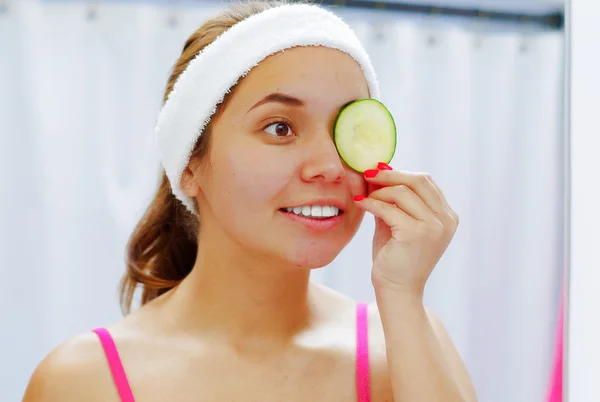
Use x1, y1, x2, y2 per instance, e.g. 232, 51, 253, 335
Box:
567, 0, 600, 401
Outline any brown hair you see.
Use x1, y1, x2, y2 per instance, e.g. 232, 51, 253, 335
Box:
119, 0, 294, 314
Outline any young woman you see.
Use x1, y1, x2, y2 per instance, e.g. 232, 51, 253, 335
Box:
24, 1, 477, 401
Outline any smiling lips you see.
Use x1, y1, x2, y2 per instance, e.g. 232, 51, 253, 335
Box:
279, 203, 345, 231
281, 205, 340, 218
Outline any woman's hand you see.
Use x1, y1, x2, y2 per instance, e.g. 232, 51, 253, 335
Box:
354, 162, 459, 298
354, 163, 476, 402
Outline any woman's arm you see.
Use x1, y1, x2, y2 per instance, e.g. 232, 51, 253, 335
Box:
375, 289, 477, 402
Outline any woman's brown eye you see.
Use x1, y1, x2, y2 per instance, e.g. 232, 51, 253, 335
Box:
265, 122, 292, 137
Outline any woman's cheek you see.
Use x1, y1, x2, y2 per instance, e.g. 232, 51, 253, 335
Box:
223, 149, 295, 205
346, 169, 367, 195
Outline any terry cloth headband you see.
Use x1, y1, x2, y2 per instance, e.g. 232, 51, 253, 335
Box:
155, 3, 381, 214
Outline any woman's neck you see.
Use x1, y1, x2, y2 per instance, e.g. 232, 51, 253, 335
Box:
160, 232, 318, 348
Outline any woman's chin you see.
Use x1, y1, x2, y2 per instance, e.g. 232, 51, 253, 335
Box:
284, 243, 343, 269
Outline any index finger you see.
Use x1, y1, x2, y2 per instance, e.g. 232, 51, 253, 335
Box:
364, 169, 448, 214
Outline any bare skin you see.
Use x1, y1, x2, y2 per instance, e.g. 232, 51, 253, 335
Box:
23, 47, 477, 402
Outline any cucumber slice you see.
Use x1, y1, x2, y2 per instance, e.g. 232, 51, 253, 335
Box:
333, 99, 396, 173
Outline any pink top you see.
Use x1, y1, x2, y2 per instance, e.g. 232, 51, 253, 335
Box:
92, 303, 371, 402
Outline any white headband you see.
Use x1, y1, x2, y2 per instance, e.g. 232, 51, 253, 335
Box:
155, 3, 380, 213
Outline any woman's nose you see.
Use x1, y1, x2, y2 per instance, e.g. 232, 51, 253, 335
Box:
299, 134, 346, 183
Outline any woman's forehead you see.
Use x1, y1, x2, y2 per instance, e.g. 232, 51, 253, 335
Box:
231, 47, 370, 107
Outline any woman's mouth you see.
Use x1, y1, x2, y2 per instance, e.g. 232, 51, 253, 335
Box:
278, 205, 344, 231
279, 205, 342, 219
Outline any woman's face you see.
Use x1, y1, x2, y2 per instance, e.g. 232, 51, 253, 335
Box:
187, 46, 370, 269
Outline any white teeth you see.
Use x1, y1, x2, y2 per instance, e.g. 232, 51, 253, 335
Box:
283, 205, 340, 218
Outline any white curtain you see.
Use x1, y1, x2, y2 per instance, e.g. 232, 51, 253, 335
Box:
0, 1, 564, 401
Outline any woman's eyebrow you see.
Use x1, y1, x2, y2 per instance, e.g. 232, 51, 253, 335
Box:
247, 93, 305, 113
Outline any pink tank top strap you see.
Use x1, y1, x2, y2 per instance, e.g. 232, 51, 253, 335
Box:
356, 302, 371, 402
92, 328, 135, 402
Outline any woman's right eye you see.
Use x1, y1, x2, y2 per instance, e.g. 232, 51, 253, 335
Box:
264, 121, 294, 137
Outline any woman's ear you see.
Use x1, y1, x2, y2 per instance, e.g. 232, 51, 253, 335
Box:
181, 165, 200, 198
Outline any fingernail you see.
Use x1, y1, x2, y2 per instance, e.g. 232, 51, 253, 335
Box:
377, 162, 393, 170
364, 169, 380, 178
354, 195, 366, 201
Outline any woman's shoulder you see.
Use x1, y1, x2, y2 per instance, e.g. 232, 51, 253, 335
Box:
22, 307, 149, 401
22, 329, 120, 402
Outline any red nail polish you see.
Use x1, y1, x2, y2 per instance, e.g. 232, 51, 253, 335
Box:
377, 162, 393, 171
364, 169, 380, 178
354, 195, 366, 201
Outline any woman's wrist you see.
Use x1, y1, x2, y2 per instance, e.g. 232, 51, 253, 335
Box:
373, 282, 424, 308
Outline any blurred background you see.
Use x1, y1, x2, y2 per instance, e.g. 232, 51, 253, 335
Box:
0, 0, 566, 401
